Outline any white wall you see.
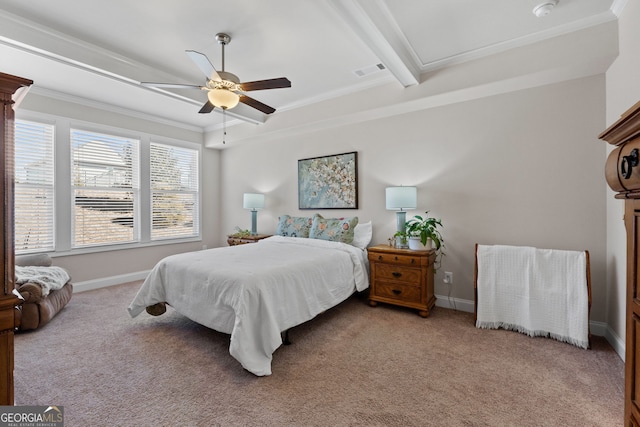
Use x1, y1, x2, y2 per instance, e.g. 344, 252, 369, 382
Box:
220, 76, 607, 320
604, 0, 640, 357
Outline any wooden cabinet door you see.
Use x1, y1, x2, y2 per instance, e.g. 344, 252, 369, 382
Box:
626, 199, 640, 424
0, 72, 32, 405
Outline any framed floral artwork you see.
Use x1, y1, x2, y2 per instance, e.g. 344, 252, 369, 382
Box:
298, 151, 358, 209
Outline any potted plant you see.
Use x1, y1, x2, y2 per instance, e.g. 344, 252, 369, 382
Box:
405, 211, 445, 268
228, 226, 251, 238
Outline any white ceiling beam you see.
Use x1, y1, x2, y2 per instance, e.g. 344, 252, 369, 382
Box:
327, 0, 420, 87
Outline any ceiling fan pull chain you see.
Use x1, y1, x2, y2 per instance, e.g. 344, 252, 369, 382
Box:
223, 108, 227, 144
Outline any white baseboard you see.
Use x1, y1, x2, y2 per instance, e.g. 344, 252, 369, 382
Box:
602, 323, 625, 361
589, 320, 608, 338
435, 294, 475, 313
434, 294, 625, 360
73, 270, 149, 293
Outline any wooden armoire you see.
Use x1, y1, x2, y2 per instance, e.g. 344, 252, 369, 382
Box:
0, 72, 33, 404
600, 100, 640, 426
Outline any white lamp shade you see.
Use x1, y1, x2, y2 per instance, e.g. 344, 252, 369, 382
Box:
385, 186, 417, 210
208, 88, 240, 109
243, 193, 265, 210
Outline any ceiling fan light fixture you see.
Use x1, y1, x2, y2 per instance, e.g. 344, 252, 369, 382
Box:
208, 88, 240, 109
533, 0, 558, 18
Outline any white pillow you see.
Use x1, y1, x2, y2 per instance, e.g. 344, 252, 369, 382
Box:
351, 221, 372, 249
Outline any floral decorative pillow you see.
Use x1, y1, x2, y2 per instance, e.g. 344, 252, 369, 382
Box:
275, 215, 313, 238
309, 214, 358, 244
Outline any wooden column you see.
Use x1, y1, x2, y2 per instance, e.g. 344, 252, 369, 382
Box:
0, 72, 32, 405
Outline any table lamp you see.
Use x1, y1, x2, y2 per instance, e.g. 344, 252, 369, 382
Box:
386, 186, 417, 247
243, 193, 265, 235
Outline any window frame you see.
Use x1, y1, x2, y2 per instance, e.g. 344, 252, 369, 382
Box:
149, 141, 200, 241
71, 126, 141, 249
14, 111, 203, 256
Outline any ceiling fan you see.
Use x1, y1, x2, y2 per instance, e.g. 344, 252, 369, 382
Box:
141, 33, 291, 115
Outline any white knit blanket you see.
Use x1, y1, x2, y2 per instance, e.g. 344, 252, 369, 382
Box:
476, 245, 589, 349
15, 265, 70, 297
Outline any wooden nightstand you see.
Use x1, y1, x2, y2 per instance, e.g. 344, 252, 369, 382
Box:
227, 234, 272, 246
367, 244, 436, 317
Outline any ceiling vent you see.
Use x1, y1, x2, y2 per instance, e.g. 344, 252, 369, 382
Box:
353, 63, 386, 77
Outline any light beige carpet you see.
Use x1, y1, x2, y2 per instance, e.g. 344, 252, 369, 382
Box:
14, 282, 623, 426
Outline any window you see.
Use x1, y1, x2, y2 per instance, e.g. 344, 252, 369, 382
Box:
150, 142, 199, 240
71, 129, 139, 248
14, 116, 201, 254
14, 120, 55, 253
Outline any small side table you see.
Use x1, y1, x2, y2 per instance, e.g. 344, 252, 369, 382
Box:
227, 234, 272, 246
367, 244, 436, 317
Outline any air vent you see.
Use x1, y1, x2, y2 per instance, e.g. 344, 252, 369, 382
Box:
353, 63, 386, 77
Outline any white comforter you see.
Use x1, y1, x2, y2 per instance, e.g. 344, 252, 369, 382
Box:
128, 236, 369, 376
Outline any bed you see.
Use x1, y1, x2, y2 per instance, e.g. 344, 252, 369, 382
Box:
128, 230, 370, 376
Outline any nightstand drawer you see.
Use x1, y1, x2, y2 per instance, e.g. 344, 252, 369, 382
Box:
375, 264, 422, 284
369, 253, 421, 267
367, 245, 436, 318
374, 282, 422, 304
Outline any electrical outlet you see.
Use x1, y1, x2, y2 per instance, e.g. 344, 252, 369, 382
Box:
444, 272, 453, 284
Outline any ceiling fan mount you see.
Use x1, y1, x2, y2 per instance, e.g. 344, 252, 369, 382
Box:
215, 32, 231, 46
141, 32, 291, 115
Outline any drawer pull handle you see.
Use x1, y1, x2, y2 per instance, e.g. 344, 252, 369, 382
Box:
378, 255, 383, 261
392, 272, 402, 278
622, 148, 639, 179
411, 259, 415, 264
392, 289, 402, 295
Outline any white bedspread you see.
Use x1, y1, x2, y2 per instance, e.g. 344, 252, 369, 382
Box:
128, 236, 369, 375
476, 244, 589, 349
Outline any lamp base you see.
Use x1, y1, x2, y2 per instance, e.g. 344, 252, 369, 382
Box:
396, 211, 408, 248
250, 210, 258, 235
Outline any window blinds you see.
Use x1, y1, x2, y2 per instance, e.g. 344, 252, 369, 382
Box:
14, 120, 55, 253
150, 142, 199, 240
71, 128, 139, 248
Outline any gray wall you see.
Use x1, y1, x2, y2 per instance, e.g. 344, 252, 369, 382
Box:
219, 76, 607, 321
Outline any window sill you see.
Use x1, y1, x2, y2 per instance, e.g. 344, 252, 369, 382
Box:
47, 237, 202, 258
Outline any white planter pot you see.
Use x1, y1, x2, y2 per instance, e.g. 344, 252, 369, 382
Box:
408, 237, 432, 251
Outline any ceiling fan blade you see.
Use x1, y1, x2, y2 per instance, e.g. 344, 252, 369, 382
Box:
198, 101, 215, 114
141, 82, 203, 90
185, 50, 222, 82
239, 95, 276, 114
239, 78, 291, 91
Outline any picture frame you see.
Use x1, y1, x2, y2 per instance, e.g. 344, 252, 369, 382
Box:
298, 151, 358, 209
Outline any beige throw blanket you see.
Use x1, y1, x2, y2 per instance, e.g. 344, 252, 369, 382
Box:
476, 245, 589, 349
15, 265, 70, 297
